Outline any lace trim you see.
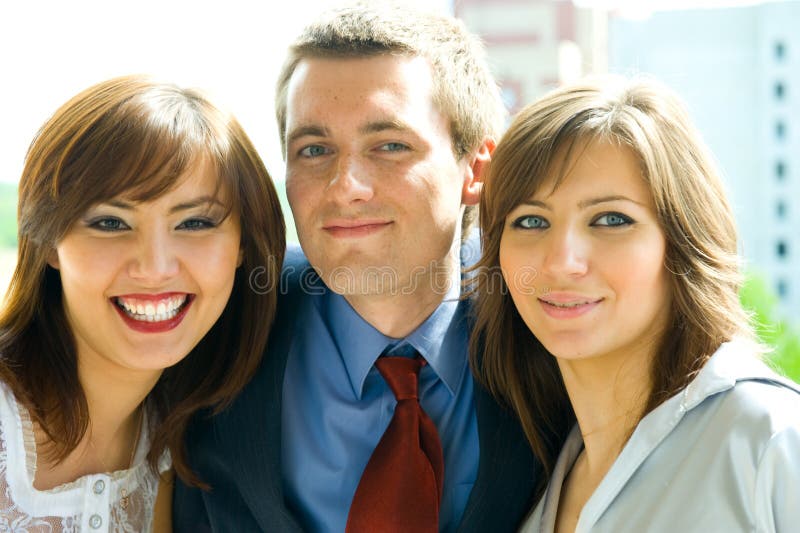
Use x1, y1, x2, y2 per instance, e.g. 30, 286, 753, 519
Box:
16, 400, 154, 495
14, 388, 172, 489
2, 383, 173, 530
18, 399, 38, 482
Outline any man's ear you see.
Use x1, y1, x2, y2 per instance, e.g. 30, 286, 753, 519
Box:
461, 137, 496, 206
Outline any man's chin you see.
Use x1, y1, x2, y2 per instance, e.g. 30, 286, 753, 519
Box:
321, 264, 403, 296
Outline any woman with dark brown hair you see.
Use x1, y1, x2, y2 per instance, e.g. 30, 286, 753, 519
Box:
471, 76, 800, 532
0, 75, 284, 529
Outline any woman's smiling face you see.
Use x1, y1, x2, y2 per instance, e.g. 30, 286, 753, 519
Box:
50, 157, 242, 381
499, 139, 671, 365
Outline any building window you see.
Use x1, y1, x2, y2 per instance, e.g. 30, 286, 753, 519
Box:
775, 41, 786, 61
776, 160, 786, 180
776, 201, 787, 219
776, 240, 788, 259
774, 81, 786, 100
777, 279, 788, 299
776, 120, 786, 140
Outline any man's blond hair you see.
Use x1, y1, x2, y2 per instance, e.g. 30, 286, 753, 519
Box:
275, 1, 505, 240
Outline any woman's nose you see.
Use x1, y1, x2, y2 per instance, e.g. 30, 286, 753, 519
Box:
127, 230, 179, 285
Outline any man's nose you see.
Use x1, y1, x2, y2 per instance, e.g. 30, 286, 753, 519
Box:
327, 154, 374, 204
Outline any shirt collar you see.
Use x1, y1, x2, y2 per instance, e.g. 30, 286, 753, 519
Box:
324, 267, 468, 400
681, 338, 800, 411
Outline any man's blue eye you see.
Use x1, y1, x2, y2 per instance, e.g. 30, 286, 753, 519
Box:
593, 213, 633, 227
379, 142, 408, 152
299, 145, 328, 157
513, 215, 549, 229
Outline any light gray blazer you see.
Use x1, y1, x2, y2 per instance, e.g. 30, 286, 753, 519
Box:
521, 339, 800, 533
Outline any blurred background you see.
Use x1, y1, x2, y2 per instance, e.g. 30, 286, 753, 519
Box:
0, 0, 797, 380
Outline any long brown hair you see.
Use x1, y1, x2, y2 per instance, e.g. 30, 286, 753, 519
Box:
470, 76, 755, 495
0, 75, 285, 486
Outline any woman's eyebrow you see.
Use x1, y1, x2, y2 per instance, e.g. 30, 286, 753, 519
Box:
94, 196, 224, 213
169, 196, 225, 214
577, 195, 644, 209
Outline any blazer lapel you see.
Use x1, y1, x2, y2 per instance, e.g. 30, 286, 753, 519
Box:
458, 377, 540, 532
213, 290, 304, 531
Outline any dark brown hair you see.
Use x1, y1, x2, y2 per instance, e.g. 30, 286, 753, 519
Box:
470, 76, 755, 497
0, 75, 285, 486
274, 1, 504, 241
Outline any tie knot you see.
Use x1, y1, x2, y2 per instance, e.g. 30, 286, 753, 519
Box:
375, 356, 423, 401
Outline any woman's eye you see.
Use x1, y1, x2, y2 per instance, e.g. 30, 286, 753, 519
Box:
88, 217, 129, 232
299, 145, 329, 158
593, 213, 633, 227
177, 218, 216, 231
512, 215, 549, 229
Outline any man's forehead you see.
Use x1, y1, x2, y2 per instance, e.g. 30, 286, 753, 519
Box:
287, 55, 433, 95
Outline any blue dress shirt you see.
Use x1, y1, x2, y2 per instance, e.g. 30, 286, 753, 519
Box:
281, 269, 479, 532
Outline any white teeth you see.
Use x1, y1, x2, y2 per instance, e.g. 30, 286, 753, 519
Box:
546, 300, 590, 308
115, 295, 188, 323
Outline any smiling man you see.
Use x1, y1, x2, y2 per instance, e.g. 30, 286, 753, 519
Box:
173, 3, 539, 531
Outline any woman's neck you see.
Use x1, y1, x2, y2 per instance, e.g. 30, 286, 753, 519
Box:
32, 352, 161, 489
557, 346, 652, 477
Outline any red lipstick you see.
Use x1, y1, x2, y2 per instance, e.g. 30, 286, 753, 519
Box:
112, 293, 193, 334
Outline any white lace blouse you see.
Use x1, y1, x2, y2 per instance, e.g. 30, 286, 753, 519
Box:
0, 381, 171, 532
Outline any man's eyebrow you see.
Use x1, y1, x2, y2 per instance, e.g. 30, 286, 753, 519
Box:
359, 119, 412, 135
286, 125, 329, 146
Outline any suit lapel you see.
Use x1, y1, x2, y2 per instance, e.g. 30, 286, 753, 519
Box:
213, 290, 304, 531
458, 377, 540, 532
457, 237, 540, 531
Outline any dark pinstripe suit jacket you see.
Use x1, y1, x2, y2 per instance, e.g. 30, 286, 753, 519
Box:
172, 246, 540, 532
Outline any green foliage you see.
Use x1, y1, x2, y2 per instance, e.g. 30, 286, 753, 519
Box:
0, 184, 17, 248
740, 271, 800, 383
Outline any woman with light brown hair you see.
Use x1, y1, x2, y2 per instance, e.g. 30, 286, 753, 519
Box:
470, 76, 800, 532
0, 75, 284, 529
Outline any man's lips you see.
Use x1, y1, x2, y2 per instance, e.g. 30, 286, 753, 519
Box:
322, 219, 393, 238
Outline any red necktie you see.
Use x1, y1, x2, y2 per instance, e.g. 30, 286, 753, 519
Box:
345, 356, 444, 533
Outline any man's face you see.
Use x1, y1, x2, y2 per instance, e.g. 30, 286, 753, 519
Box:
284, 55, 478, 297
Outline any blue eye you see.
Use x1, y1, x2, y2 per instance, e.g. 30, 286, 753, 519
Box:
593, 213, 633, 227
299, 145, 329, 158
378, 142, 409, 152
177, 218, 216, 231
88, 217, 129, 232
512, 215, 549, 230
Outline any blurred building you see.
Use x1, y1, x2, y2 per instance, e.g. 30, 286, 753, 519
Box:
610, 1, 800, 318
455, 0, 608, 115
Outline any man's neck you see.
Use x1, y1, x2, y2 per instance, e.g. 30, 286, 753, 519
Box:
344, 252, 460, 339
